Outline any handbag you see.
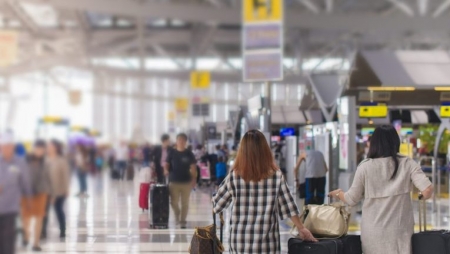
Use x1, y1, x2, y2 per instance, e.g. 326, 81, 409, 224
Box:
291, 201, 350, 238
189, 211, 224, 254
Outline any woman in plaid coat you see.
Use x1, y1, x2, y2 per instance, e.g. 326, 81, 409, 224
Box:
212, 130, 316, 254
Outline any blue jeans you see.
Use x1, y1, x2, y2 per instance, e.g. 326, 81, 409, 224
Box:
305, 177, 326, 205
77, 170, 88, 193
116, 161, 127, 180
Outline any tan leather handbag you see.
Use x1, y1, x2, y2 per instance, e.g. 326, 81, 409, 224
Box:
292, 202, 350, 238
189, 212, 224, 254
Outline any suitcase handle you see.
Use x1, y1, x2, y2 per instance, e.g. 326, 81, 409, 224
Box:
213, 210, 224, 242
418, 193, 427, 232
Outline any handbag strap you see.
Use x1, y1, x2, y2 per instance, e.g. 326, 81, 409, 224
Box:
212, 210, 224, 254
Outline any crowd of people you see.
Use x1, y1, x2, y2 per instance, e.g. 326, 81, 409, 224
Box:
0, 125, 436, 254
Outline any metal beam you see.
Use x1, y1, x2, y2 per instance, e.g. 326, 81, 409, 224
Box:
386, 0, 415, 16
418, 0, 428, 16
325, 0, 334, 13
433, 0, 450, 17
16, 0, 450, 32
297, 0, 321, 14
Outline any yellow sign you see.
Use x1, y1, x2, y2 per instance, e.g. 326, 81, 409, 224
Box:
42, 116, 63, 123
167, 111, 176, 121
441, 106, 450, 118
243, 0, 283, 23
359, 104, 388, 118
175, 98, 189, 112
190, 71, 211, 89
0, 31, 18, 67
400, 143, 413, 158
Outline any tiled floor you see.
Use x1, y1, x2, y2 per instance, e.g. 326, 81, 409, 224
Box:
17, 168, 450, 254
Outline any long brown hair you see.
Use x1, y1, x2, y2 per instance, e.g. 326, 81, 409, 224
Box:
233, 130, 278, 182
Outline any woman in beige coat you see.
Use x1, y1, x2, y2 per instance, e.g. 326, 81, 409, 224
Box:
329, 125, 433, 254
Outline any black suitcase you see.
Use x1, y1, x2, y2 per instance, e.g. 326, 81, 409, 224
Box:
288, 235, 362, 254
126, 164, 134, 180
111, 169, 120, 180
412, 195, 450, 254
149, 184, 169, 229
288, 238, 343, 254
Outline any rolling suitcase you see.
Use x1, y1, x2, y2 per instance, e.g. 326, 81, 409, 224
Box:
111, 168, 120, 180
412, 194, 450, 254
149, 184, 169, 229
288, 238, 343, 254
139, 183, 150, 211
126, 164, 134, 180
288, 235, 361, 254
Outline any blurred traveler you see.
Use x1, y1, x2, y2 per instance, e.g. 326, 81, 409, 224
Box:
0, 132, 31, 254
215, 156, 227, 190
142, 142, 152, 167
45, 140, 71, 239
221, 144, 229, 161
329, 125, 433, 254
152, 134, 171, 184
75, 145, 89, 197
215, 144, 225, 160
164, 133, 197, 229
212, 130, 316, 254
294, 149, 328, 205
22, 140, 51, 251
115, 141, 129, 180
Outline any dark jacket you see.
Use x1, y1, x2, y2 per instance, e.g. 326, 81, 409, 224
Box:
27, 155, 52, 195
152, 146, 172, 183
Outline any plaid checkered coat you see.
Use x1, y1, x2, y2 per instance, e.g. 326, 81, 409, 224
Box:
212, 170, 299, 254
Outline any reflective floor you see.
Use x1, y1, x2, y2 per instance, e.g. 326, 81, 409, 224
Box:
18, 168, 450, 254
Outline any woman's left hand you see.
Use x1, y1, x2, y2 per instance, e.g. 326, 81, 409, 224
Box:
328, 189, 342, 198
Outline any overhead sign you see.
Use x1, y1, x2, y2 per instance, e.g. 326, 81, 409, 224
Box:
175, 98, 189, 112
242, 0, 284, 82
359, 104, 388, 118
190, 71, 211, 89
0, 31, 18, 67
244, 52, 283, 82
243, 0, 283, 23
40, 116, 69, 125
441, 103, 450, 118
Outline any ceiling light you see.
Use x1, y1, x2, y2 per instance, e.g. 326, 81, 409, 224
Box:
367, 87, 415, 91
434, 87, 450, 91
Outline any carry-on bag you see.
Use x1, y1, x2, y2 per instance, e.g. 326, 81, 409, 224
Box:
111, 168, 120, 180
288, 235, 361, 254
412, 194, 450, 254
138, 183, 150, 211
292, 199, 350, 238
149, 184, 169, 229
189, 211, 224, 254
288, 238, 343, 254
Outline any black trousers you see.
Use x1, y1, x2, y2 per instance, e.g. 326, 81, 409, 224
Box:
42, 196, 66, 238
305, 177, 326, 205
54, 196, 66, 237
0, 213, 17, 254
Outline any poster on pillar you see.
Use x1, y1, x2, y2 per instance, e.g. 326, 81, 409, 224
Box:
242, 0, 284, 82
0, 31, 18, 67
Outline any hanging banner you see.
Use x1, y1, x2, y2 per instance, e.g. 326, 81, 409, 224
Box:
0, 31, 18, 67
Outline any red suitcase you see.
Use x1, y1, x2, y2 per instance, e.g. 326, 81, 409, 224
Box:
139, 183, 150, 211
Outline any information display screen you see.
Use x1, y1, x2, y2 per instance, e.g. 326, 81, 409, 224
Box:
280, 128, 295, 137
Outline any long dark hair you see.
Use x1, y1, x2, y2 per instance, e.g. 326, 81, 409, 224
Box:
367, 125, 400, 179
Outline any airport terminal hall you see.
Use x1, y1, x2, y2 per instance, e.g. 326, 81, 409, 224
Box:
3, 0, 450, 254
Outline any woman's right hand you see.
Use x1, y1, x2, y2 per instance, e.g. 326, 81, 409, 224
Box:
298, 227, 318, 242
